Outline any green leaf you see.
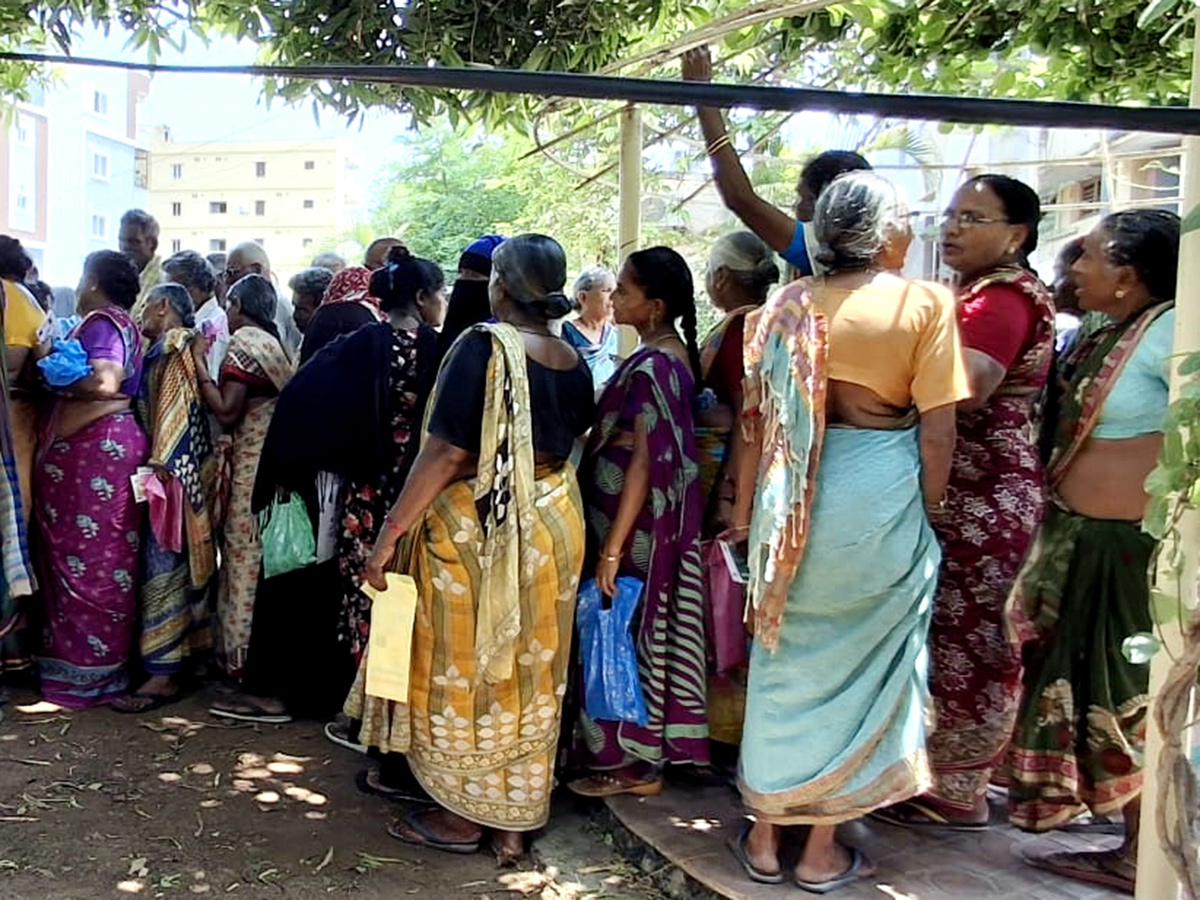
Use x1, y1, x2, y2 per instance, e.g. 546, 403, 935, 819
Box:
1121, 632, 1162, 665
1143, 495, 1170, 539
1182, 204, 1200, 236
1150, 589, 1182, 624
1144, 463, 1183, 497
1139, 0, 1180, 28
1179, 352, 1200, 375
1163, 427, 1185, 468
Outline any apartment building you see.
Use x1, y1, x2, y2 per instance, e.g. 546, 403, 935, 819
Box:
148, 130, 365, 284
0, 68, 151, 285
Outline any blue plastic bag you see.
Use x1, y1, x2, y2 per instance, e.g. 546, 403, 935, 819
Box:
576, 576, 648, 726
37, 338, 92, 387
258, 492, 316, 579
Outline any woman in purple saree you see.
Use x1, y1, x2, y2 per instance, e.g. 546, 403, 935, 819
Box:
569, 247, 709, 798
35, 251, 147, 708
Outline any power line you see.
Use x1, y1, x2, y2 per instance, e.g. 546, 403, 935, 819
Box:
3, 52, 1200, 137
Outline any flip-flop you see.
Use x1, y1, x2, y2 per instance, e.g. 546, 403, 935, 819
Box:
1021, 848, 1135, 894
355, 769, 433, 805
209, 701, 292, 725
870, 799, 988, 832
726, 821, 787, 885
795, 846, 865, 895
110, 691, 181, 714
386, 808, 481, 855
567, 774, 663, 798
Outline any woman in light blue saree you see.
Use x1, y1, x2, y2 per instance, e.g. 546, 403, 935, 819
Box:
732, 172, 968, 893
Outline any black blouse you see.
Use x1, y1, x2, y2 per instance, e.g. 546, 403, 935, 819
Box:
428, 330, 596, 460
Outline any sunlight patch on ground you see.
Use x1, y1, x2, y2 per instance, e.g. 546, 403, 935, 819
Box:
668, 815, 721, 832
876, 885, 921, 899
116, 879, 144, 893
16, 701, 63, 715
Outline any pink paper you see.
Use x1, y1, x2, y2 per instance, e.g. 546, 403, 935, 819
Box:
145, 474, 184, 553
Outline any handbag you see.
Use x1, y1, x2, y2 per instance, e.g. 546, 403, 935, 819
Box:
703, 535, 749, 674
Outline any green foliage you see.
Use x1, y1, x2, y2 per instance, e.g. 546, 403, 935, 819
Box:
364, 124, 621, 274
1139, 349, 1200, 660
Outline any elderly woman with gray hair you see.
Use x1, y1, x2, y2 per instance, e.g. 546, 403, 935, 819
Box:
111, 284, 219, 712
729, 172, 968, 891
562, 265, 618, 391
164, 250, 227, 378
192, 275, 294, 681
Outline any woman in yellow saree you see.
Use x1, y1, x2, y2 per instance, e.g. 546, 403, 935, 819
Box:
356, 234, 596, 864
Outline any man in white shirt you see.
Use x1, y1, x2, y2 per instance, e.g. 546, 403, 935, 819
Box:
222, 242, 302, 358
164, 250, 229, 377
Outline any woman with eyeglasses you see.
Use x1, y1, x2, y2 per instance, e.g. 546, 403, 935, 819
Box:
876, 175, 1055, 830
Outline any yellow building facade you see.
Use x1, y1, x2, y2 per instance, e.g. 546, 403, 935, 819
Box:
147, 127, 365, 284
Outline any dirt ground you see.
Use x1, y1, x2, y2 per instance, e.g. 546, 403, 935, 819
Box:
0, 686, 664, 900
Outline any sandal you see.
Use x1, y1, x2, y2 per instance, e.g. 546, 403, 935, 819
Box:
1022, 848, 1135, 894
355, 768, 432, 804
209, 697, 292, 725
795, 846, 866, 895
567, 773, 663, 798
110, 690, 181, 714
870, 799, 988, 832
387, 807, 481, 855
727, 821, 786, 885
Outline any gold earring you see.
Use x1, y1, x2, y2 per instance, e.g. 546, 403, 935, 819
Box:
1116, 289, 1127, 299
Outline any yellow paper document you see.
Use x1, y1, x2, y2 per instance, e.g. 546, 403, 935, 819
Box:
363, 573, 419, 704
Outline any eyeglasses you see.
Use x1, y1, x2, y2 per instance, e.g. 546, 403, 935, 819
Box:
223, 268, 244, 284
940, 211, 1011, 229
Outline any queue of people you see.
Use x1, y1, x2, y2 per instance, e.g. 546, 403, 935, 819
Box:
0, 120, 1181, 894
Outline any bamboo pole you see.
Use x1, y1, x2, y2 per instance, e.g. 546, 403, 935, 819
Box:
617, 104, 643, 356
1134, 25, 1200, 900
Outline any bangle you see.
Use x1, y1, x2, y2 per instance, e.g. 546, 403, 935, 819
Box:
600, 552, 621, 563
706, 135, 732, 156
926, 498, 948, 514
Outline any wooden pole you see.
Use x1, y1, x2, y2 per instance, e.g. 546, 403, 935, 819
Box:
617, 104, 643, 356
1134, 26, 1200, 900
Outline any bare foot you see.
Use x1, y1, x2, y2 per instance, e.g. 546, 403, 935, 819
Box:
491, 830, 523, 867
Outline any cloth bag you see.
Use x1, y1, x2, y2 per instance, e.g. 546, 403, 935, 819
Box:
703, 536, 749, 674
576, 576, 648, 726
259, 492, 316, 579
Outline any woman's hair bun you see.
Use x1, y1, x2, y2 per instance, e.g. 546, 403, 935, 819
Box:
540, 291, 573, 320
386, 244, 412, 266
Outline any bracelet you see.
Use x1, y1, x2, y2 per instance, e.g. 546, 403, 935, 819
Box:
926, 498, 948, 514
706, 135, 733, 156
600, 552, 621, 563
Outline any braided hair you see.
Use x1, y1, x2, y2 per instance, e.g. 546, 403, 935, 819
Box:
626, 247, 702, 387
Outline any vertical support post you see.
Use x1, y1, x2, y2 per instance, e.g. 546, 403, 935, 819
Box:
1134, 27, 1200, 900
617, 104, 643, 357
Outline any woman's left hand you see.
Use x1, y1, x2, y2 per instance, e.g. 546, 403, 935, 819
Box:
596, 552, 619, 597
363, 546, 390, 592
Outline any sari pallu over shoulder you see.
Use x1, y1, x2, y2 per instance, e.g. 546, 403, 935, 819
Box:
741, 280, 827, 651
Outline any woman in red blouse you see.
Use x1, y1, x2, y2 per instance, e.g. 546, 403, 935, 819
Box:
877, 175, 1055, 829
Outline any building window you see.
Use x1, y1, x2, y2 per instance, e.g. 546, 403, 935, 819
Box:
91, 150, 110, 181
303, 199, 314, 210
302, 238, 314, 248
304, 160, 315, 170
1079, 176, 1102, 206
13, 116, 30, 146
91, 213, 108, 240
15, 193, 28, 212
209, 201, 227, 214
171, 163, 183, 180
209, 238, 226, 253
171, 239, 182, 253
92, 90, 109, 118
255, 161, 267, 177
171, 202, 182, 217
255, 200, 266, 216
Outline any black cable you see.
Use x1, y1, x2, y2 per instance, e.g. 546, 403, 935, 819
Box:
3, 51, 1200, 136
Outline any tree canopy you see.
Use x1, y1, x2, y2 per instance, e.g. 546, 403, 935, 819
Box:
9, 0, 1195, 130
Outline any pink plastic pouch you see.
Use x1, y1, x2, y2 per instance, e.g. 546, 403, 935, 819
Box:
703, 536, 749, 674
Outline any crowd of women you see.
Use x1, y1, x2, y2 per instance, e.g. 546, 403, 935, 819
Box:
0, 79, 1181, 899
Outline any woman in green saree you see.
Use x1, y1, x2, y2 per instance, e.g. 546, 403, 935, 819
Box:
1009, 209, 1180, 894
